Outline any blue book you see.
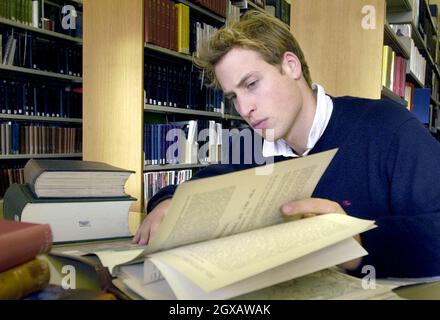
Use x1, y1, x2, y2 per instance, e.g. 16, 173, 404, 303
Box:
412, 88, 431, 124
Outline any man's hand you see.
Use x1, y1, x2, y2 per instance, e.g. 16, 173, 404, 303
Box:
132, 199, 172, 245
281, 198, 346, 217
281, 198, 362, 271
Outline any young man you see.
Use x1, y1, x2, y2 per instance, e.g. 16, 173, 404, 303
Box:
134, 11, 440, 278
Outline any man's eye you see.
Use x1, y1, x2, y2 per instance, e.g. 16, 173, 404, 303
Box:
247, 81, 257, 89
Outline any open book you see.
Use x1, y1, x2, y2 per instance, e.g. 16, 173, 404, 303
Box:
52, 149, 377, 300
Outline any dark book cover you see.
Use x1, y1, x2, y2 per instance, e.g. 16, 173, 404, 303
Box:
3, 183, 136, 220
24, 159, 135, 186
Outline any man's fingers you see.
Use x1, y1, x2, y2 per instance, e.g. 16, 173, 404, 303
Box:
131, 231, 140, 244
149, 220, 160, 243
282, 198, 344, 216
132, 219, 152, 245
148, 211, 167, 243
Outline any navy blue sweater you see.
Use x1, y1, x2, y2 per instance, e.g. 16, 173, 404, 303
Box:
147, 96, 440, 278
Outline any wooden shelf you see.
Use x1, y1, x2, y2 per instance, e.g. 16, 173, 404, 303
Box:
386, 0, 412, 13
407, 23, 440, 78
175, 0, 225, 23
381, 86, 408, 107
0, 17, 83, 44
0, 64, 82, 82
223, 113, 243, 121
407, 70, 425, 88
144, 163, 210, 172
292, 0, 385, 99
384, 23, 411, 59
0, 114, 82, 123
84, 0, 144, 212
145, 104, 223, 118
46, 0, 83, 6
145, 43, 193, 61
144, 104, 244, 121
386, 22, 440, 78
246, 1, 265, 12
0, 153, 82, 160
423, 0, 437, 36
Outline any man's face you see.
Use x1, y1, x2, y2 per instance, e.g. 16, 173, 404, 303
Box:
215, 47, 304, 141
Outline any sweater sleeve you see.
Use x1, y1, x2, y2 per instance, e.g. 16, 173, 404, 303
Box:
356, 118, 440, 278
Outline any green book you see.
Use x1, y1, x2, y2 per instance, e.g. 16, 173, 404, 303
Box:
10, 0, 16, 20
0, 34, 3, 64
0, 0, 5, 18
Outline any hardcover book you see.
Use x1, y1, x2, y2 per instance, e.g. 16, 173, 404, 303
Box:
23, 159, 134, 198
0, 220, 52, 272
3, 184, 135, 243
0, 259, 50, 300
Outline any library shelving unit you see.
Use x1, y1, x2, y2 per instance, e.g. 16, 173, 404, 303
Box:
291, 0, 440, 114
0, 0, 84, 197
84, 0, 238, 211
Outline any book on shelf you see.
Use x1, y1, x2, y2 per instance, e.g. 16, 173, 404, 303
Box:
3, 184, 135, 243
54, 149, 377, 300
0, 258, 51, 300
0, 80, 82, 118
23, 159, 134, 198
143, 169, 193, 213
0, 219, 52, 272
0, 30, 82, 76
412, 88, 431, 124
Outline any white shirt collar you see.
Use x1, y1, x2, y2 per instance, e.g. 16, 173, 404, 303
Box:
262, 83, 333, 158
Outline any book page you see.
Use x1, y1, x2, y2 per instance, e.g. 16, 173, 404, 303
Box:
149, 213, 375, 292
69, 149, 337, 273
115, 264, 176, 300
233, 268, 399, 300
149, 238, 366, 300
146, 149, 338, 254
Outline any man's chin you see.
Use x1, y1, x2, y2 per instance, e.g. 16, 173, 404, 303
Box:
256, 128, 278, 142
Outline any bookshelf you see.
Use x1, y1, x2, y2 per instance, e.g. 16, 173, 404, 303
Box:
291, 0, 386, 100
176, 0, 226, 22
0, 114, 82, 123
144, 163, 210, 171
84, 0, 246, 212
145, 43, 193, 62
84, 0, 144, 211
0, 153, 82, 159
0, 64, 82, 81
0, 17, 83, 43
0, 0, 83, 198
291, 0, 440, 127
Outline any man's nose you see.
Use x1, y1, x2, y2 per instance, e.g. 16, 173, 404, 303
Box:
235, 97, 256, 118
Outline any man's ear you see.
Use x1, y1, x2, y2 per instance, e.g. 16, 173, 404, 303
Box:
282, 52, 302, 80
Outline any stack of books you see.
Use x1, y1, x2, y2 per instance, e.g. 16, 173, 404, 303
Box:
0, 220, 53, 300
3, 159, 135, 243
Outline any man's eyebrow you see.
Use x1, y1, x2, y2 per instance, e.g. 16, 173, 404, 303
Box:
223, 72, 255, 98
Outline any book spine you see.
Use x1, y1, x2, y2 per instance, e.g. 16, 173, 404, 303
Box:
23, 158, 42, 187
3, 184, 32, 222
0, 259, 50, 300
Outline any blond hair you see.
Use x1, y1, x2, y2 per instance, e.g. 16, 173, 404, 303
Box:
194, 10, 312, 89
